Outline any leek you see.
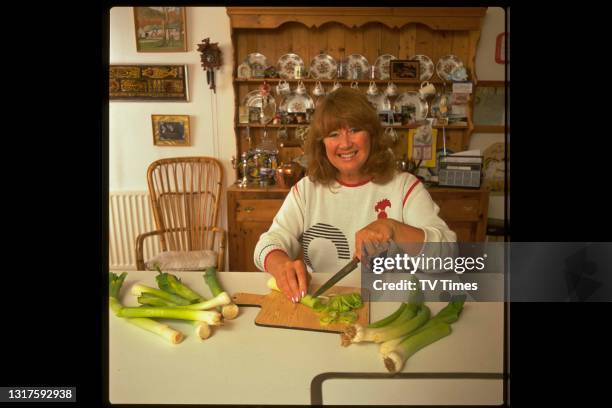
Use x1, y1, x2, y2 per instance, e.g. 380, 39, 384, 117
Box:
130, 284, 191, 305
137, 292, 182, 307
341, 304, 429, 345
267, 277, 322, 308
383, 322, 452, 373
192, 320, 212, 340
117, 306, 222, 324
109, 272, 184, 344
204, 267, 239, 319
340, 276, 425, 346
173, 292, 231, 310
380, 294, 466, 355
136, 292, 214, 340
155, 266, 202, 302
380, 295, 466, 371
367, 303, 407, 328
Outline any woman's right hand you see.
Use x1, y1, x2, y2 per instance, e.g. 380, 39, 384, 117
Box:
268, 258, 309, 303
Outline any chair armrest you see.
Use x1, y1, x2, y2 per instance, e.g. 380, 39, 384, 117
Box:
135, 227, 227, 271
209, 226, 226, 271
135, 230, 165, 271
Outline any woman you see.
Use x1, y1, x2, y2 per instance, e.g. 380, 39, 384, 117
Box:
254, 88, 456, 302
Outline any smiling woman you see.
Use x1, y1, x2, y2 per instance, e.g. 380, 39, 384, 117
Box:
307, 88, 395, 186
254, 88, 457, 304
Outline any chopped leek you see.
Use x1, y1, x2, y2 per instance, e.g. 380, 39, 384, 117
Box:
266, 277, 362, 325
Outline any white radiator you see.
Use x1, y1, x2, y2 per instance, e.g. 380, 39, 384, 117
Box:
109, 191, 161, 270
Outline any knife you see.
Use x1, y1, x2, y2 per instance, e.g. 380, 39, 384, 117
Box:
311, 257, 360, 297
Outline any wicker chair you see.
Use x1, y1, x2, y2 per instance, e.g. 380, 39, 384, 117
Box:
136, 157, 226, 271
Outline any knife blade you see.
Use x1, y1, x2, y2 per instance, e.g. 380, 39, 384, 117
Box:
312, 257, 360, 298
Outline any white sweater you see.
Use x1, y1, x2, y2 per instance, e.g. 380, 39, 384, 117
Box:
254, 172, 457, 273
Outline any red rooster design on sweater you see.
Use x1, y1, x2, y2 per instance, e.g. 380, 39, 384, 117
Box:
374, 198, 391, 219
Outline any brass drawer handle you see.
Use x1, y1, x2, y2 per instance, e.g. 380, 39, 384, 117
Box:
244, 206, 255, 213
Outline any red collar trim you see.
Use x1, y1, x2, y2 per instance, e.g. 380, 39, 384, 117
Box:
336, 177, 373, 187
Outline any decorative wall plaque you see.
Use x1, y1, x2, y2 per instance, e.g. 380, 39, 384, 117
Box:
109, 64, 188, 101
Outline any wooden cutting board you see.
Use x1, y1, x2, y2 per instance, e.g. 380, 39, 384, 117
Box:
232, 286, 369, 333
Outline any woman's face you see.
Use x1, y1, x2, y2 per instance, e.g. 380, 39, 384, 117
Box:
322, 126, 371, 182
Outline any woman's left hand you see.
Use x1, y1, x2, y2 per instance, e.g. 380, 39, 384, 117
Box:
354, 219, 397, 260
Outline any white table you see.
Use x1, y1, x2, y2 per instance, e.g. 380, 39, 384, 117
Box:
109, 271, 505, 405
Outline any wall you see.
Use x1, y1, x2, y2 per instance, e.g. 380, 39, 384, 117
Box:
471, 7, 506, 220
109, 7, 507, 257
109, 6, 235, 239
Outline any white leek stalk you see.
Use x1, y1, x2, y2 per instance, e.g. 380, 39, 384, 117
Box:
174, 292, 231, 310
203, 267, 240, 320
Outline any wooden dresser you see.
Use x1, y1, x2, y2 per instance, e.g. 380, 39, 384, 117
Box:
228, 185, 488, 271
226, 7, 489, 271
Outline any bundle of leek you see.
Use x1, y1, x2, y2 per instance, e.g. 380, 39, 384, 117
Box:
340, 275, 425, 346
109, 272, 184, 344
381, 295, 466, 373
337, 274, 466, 373
132, 267, 232, 339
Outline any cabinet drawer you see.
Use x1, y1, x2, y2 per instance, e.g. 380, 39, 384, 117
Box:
433, 198, 482, 221
235, 199, 284, 222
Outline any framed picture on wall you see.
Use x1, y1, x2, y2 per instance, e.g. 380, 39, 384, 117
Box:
473, 81, 506, 133
152, 115, 191, 146
109, 65, 189, 101
133, 7, 187, 52
389, 60, 420, 80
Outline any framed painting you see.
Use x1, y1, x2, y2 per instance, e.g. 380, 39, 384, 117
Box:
473, 81, 506, 133
133, 7, 187, 52
109, 64, 189, 101
389, 60, 420, 80
152, 115, 191, 146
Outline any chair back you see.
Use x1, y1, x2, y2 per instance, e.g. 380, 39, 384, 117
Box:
147, 157, 223, 252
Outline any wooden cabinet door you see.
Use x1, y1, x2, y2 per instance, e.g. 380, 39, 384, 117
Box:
429, 189, 488, 242
236, 220, 275, 272
446, 221, 476, 242
229, 198, 284, 271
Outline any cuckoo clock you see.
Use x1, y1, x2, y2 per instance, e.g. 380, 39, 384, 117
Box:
197, 38, 222, 93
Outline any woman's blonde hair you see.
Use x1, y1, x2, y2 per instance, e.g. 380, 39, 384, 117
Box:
305, 87, 395, 185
